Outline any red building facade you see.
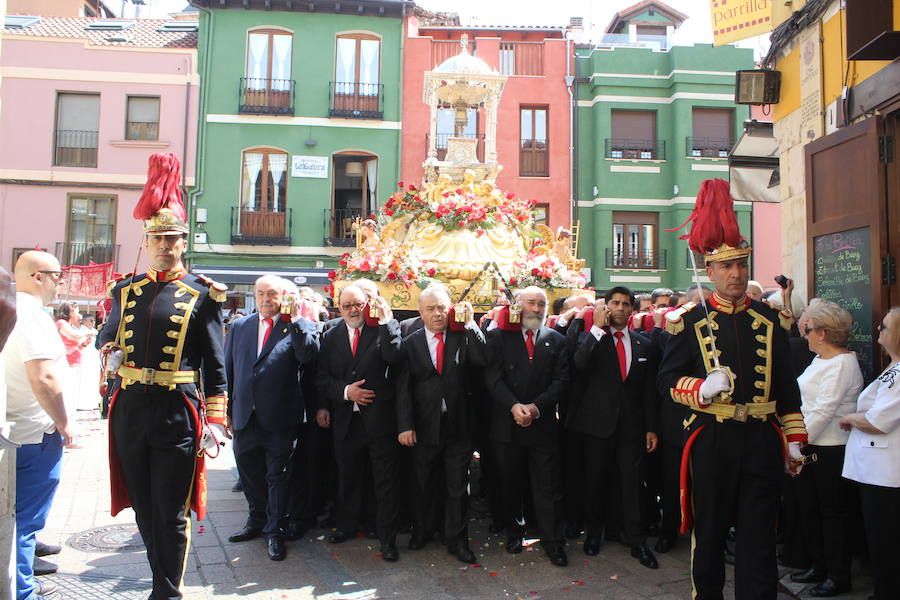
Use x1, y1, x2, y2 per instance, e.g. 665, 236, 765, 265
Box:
401, 17, 574, 231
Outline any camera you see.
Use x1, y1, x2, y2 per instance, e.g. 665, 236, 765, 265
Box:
774, 274, 789, 289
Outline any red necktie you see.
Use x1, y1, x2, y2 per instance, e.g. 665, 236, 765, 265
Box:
435, 332, 444, 374
261, 317, 273, 349
613, 330, 627, 381
351, 327, 360, 357
525, 329, 535, 360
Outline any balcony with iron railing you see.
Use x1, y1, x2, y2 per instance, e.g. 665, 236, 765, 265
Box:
426, 133, 485, 162
606, 248, 667, 270
231, 206, 292, 245
54, 129, 98, 167
605, 138, 666, 161
329, 82, 383, 119
686, 136, 733, 158
239, 78, 295, 115
323, 207, 364, 247
55, 242, 120, 268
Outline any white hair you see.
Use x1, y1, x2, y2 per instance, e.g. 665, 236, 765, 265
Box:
281, 278, 300, 296
255, 274, 284, 290
518, 286, 548, 302
419, 283, 451, 305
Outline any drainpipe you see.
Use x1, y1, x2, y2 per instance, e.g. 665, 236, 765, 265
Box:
188, 4, 215, 259
565, 35, 575, 228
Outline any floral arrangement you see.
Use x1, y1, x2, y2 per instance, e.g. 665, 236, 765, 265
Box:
507, 248, 588, 290
326, 241, 441, 292
382, 182, 535, 234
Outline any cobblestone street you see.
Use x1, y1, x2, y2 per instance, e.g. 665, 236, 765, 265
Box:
33, 412, 873, 600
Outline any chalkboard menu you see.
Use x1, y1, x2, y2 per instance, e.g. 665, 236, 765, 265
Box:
813, 227, 875, 381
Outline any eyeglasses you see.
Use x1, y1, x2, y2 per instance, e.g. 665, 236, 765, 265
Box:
32, 270, 64, 283
340, 302, 365, 312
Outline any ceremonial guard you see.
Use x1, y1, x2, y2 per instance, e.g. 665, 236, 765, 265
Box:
657, 179, 807, 600
98, 153, 228, 600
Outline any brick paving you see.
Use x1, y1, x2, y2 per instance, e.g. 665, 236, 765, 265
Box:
34, 412, 874, 599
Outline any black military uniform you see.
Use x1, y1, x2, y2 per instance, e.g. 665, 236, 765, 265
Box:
99, 263, 227, 600
658, 292, 806, 599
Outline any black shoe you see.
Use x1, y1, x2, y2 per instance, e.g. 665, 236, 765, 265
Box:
284, 522, 307, 541
448, 543, 477, 564
33, 556, 58, 576
327, 530, 354, 544
35, 579, 57, 596
808, 579, 851, 597
35, 541, 62, 557
408, 532, 428, 550
583, 535, 600, 556
380, 543, 399, 562
630, 545, 658, 569
565, 522, 584, 540
654, 535, 676, 554
231, 480, 243, 492
790, 567, 827, 584
267, 535, 286, 561
505, 537, 523, 554
546, 546, 568, 567
228, 526, 261, 543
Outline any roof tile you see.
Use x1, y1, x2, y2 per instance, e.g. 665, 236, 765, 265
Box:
3, 16, 197, 49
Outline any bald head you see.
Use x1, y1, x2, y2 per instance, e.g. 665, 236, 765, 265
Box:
14, 251, 62, 305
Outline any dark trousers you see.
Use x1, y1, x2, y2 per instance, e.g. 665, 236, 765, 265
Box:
492, 438, 563, 548
562, 425, 584, 528
233, 414, 296, 535
779, 472, 811, 569
859, 482, 900, 600
659, 438, 682, 537
578, 430, 645, 546
333, 413, 400, 544
795, 445, 851, 585
112, 389, 196, 600
410, 416, 472, 545
689, 421, 781, 600
289, 417, 337, 528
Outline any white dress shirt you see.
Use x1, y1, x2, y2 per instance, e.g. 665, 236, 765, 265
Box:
344, 324, 363, 412
797, 352, 864, 445
842, 362, 900, 488
589, 324, 632, 377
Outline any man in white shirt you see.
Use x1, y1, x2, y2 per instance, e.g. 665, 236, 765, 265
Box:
2, 251, 76, 600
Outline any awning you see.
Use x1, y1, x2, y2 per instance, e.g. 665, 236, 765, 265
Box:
729, 120, 780, 203
192, 265, 331, 287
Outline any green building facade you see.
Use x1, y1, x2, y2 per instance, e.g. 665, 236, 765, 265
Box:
575, 6, 754, 293
187, 0, 408, 299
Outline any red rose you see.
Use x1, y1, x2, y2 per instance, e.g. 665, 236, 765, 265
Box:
408, 184, 417, 191
442, 191, 450, 198
532, 268, 540, 276
397, 181, 404, 188
368, 213, 375, 220
384, 210, 394, 216
427, 267, 436, 277
323, 284, 332, 293
341, 252, 350, 259
476, 228, 485, 236
506, 192, 515, 199
455, 188, 463, 195
338, 259, 347, 266
509, 277, 518, 286
327, 270, 337, 279
387, 272, 398, 281
458, 221, 466, 228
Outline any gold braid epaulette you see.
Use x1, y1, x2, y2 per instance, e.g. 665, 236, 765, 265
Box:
663, 301, 698, 335
195, 274, 228, 303
106, 272, 134, 298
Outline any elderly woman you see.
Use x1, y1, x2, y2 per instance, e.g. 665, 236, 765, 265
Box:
840, 308, 900, 600
790, 299, 863, 596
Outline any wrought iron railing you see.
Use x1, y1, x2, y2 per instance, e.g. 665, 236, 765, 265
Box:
605, 138, 666, 160
239, 78, 295, 115
606, 248, 667, 270
231, 206, 292, 245
126, 121, 159, 140
55, 242, 119, 268
686, 136, 733, 158
54, 129, 98, 167
329, 82, 384, 119
426, 133, 485, 162
323, 207, 364, 246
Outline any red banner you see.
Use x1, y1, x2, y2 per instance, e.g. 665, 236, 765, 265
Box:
60, 261, 119, 300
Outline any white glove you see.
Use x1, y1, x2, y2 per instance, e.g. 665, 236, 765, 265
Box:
105, 349, 124, 376
787, 441, 805, 475
201, 423, 228, 451
698, 369, 732, 405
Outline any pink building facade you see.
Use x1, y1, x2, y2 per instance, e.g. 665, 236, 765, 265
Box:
0, 17, 198, 290
747, 105, 783, 292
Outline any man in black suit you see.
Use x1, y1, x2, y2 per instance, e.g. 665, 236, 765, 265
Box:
396, 285, 484, 563
316, 284, 403, 561
485, 286, 570, 567
567, 287, 660, 569
224, 275, 318, 560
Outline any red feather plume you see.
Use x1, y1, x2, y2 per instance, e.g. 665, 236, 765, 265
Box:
667, 179, 743, 254
133, 153, 185, 222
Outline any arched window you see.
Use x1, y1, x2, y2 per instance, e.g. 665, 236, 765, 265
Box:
240, 149, 288, 213
242, 29, 293, 113
332, 33, 382, 118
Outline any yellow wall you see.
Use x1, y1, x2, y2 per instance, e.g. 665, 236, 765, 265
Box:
773, 9, 892, 123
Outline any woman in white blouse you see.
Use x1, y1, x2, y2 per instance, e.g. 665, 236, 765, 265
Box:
791, 299, 863, 596
840, 307, 900, 600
